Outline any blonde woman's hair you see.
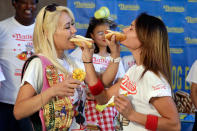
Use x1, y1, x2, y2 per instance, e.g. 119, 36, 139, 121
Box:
33, 5, 75, 74
136, 13, 171, 86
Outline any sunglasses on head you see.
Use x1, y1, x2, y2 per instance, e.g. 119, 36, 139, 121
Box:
43, 3, 59, 22
42, 3, 59, 33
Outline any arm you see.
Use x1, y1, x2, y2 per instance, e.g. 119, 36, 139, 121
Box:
190, 82, 197, 108
100, 35, 121, 86
83, 59, 114, 104
115, 95, 180, 131
14, 76, 81, 120
101, 59, 125, 87
93, 81, 121, 105
151, 97, 181, 131
14, 82, 53, 120
100, 59, 120, 87
82, 37, 120, 104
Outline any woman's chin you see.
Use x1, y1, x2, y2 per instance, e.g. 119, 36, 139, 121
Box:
120, 40, 126, 46
68, 42, 77, 49
70, 45, 76, 50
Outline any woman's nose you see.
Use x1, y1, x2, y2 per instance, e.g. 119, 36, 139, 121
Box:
70, 25, 77, 34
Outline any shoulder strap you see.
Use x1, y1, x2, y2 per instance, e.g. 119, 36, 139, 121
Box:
21, 54, 52, 92
21, 55, 38, 82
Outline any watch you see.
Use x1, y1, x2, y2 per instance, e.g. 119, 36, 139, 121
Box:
109, 56, 121, 63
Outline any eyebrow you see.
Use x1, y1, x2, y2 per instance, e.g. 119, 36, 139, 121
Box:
65, 20, 74, 26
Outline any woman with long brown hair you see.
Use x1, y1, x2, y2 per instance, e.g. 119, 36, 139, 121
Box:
81, 13, 180, 131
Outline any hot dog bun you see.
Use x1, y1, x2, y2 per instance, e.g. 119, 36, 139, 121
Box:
105, 30, 126, 42
70, 35, 93, 48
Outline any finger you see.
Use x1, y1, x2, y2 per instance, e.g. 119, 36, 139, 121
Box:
90, 48, 94, 55
66, 88, 76, 94
56, 90, 74, 97
82, 42, 88, 49
118, 94, 127, 100
70, 79, 81, 85
114, 96, 126, 106
68, 83, 81, 89
114, 101, 122, 112
66, 74, 73, 80
105, 38, 110, 46
92, 43, 95, 49
111, 34, 116, 43
115, 95, 124, 101
66, 92, 75, 97
67, 75, 81, 85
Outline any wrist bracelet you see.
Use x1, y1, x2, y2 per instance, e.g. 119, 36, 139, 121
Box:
83, 61, 92, 63
109, 56, 121, 63
145, 114, 158, 131
88, 78, 104, 96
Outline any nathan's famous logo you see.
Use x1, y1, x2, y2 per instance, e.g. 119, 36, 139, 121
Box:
188, 0, 197, 2
185, 37, 197, 44
74, 1, 95, 8
120, 75, 137, 95
118, 4, 140, 11
12, 33, 32, 41
185, 16, 197, 23
170, 48, 183, 54
163, 5, 184, 12
166, 26, 184, 33
92, 56, 109, 66
75, 22, 89, 29
118, 24, 129, 31
152, 84, 167, 91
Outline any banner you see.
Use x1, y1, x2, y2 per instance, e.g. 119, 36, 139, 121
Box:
67, 0, 197, 128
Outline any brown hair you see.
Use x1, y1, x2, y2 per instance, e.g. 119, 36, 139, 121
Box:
85, 17, 117, 54
136, 13, 171, 86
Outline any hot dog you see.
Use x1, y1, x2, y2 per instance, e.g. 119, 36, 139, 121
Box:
105, 30, 126, 42
70, 35, 94, 48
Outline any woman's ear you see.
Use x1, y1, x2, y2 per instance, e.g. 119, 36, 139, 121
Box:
90, 33, 95, 40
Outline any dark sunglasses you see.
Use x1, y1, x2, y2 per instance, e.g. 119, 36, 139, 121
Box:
42, 3, 59, 33
43, 3, 59, 22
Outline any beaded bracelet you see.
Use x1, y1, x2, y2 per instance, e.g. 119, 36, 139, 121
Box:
83, 61, 92, 63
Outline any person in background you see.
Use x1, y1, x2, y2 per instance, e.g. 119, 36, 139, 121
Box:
122, 55, 135, 72
71, 17, 125, 130
14, 3, 88, 131
81, 13, 180, 131
0, 0, 38, 130
186, 60, 197, 131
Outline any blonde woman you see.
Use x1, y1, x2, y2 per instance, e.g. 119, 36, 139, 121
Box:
14, 4, 87, 131
82, 13, 181, 131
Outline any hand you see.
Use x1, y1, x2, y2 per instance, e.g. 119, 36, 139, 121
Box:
106, 35, 120, 58
81, 42, 94, 62
86, 88, 95, 100
50, 75, 81, 97
114, 94, 134, 120
86, 91, 95, 100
